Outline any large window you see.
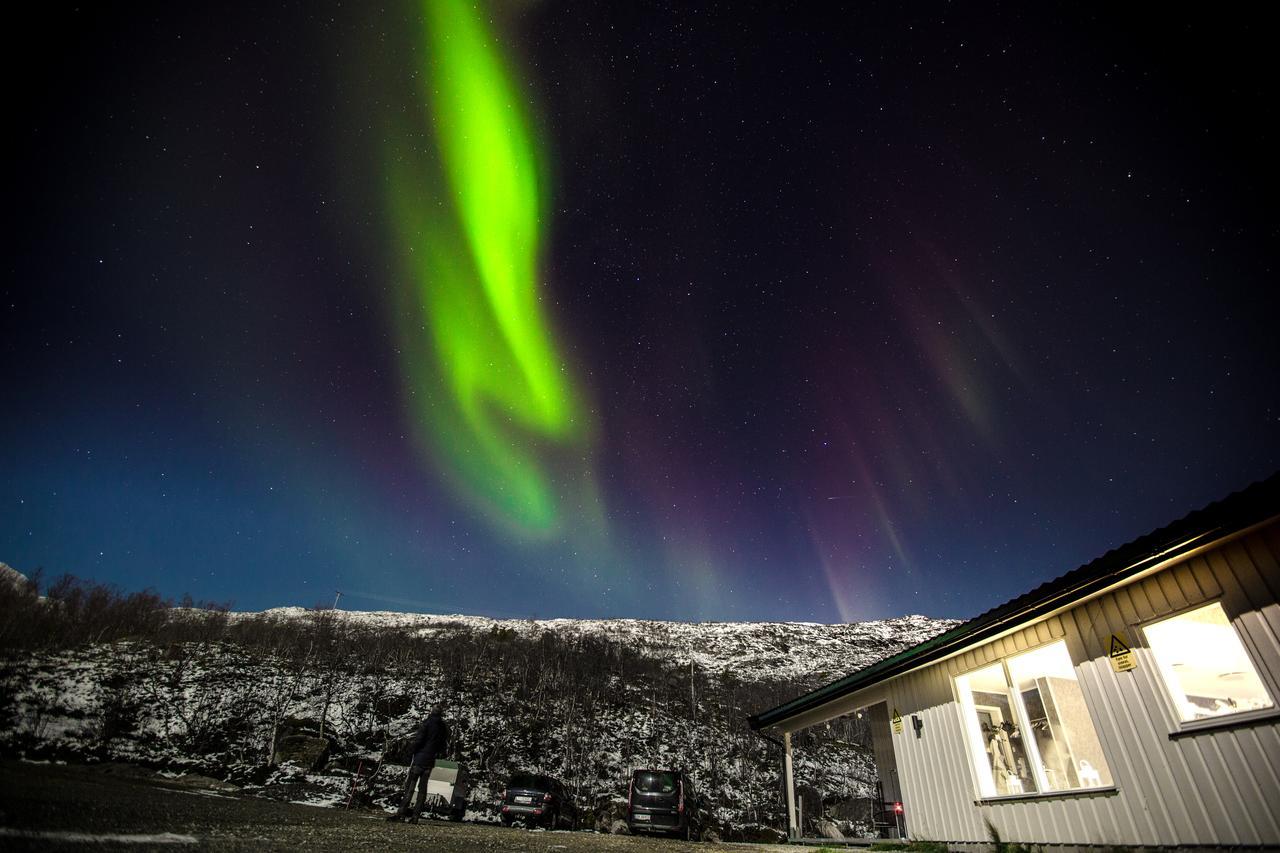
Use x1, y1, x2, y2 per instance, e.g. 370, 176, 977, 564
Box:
1143, 602, 1274, 723
956, 641, 1112, 798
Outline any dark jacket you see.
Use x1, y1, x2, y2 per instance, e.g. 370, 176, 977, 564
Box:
410, 712, 449, 767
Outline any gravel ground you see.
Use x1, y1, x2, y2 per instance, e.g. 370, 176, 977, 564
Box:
0, 760, 782, 852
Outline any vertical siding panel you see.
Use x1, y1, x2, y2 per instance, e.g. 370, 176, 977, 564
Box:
925, 670, 952, 842
1179, 732, 1246, 844
1110, 582, 1146, 634
1086, 607, 1134, 846
1041, 794, 1068, 844
1231, 535, 1280, 607
1171, 560, 1208, 607
910, 669, 937, 841
917, 671, 941, 842
980, 643, 997, 665
1139, 571, 1173, 618
1216, 730, 1275, 842
931, 666, 962, 835
1218, 540, 1270, 613
1155, 569, 1190, 612
1123, 575, 1156, 620
1073, 599, 1109, 664
932, 666, 963, 843
1082, 595, 1162, 844
1243, 725, 1280, 838
1185, 554, 1224, 603
906, 676, 936, 840
906, 677, 933, 843
932, 665, 970, 842
1096, 587, 1194, 845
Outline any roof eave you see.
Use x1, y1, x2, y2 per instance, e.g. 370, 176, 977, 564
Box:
749, 474, 1280, 731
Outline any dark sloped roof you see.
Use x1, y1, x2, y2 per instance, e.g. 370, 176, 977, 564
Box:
749, 472, 1280, 730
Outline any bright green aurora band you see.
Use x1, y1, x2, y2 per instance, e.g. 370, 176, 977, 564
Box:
385, 0, 599, 539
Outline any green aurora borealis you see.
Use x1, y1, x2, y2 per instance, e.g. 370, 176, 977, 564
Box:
386, 0, 599, 539
8, 0, 1277, 623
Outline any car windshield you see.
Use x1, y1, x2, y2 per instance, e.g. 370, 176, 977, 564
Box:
634, 771, 678, 794
509, 774, 546, 790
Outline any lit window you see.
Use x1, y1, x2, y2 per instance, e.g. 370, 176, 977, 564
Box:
1143, 602, 1274, 723
956, 641, 1112, 797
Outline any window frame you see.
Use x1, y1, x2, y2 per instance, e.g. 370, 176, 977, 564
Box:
1138, 598, 1280, 737
953, 637, 1117, 802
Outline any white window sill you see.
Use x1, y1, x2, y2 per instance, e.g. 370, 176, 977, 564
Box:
974, 786, 1118, 806
1168, 707, 1280, 739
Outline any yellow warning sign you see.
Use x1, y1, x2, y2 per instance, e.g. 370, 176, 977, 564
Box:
891, 708, 904, 734
1109, 632, 1136, 672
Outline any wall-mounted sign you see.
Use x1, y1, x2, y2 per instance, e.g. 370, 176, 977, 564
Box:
891, 708, 903, 734
1109, 632, 1136, 672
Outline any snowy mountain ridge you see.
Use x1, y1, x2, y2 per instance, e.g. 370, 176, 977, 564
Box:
246, 606, 957, 684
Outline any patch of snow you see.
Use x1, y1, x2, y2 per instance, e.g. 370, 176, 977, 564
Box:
0, 828, 197, 845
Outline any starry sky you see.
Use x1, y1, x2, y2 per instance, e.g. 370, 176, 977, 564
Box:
4, 2, 1277, 623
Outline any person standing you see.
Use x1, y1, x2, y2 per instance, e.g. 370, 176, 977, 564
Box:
388, 702, 450, 823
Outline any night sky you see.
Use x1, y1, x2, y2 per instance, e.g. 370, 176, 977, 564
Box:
5, 2, 1277, 623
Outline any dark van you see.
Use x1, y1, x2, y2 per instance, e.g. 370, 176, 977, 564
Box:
498, 773, 578, 830
627, 768, 701, 840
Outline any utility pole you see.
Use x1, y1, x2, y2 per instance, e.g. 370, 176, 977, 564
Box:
333, 590, 342, 610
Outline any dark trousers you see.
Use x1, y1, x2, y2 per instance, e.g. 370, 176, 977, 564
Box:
398, 760, 437, 817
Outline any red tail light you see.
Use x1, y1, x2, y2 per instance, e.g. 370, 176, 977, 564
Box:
678, 781, 685, 814
628, 780, 633, 810
893, 801, 904, 815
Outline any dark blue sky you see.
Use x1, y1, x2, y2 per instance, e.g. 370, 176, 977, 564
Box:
4, 2, 1276, 623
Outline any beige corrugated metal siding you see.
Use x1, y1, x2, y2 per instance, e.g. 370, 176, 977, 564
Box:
785, 520, 1280, 847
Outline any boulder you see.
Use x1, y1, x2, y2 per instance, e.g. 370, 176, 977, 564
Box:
272, 734, 330, 771
375, 694, 413, 720
734, 824, 788, 843
817, 818, 845, 840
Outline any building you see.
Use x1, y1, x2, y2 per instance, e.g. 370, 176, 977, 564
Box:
750, 474, 1280, 850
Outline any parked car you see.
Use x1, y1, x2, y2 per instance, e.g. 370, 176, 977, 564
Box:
498, 773, 579, 829
627, 768, 703, 840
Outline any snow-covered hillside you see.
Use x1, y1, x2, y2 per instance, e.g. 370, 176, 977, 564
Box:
1, 583, 958, 840
248, 606, 950, 684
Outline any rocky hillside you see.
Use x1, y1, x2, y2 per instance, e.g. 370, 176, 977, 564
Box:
0, 565, 958, 840
249, 605, 949, 685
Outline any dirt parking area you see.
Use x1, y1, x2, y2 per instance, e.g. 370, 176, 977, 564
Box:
0, 760, 781, 852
